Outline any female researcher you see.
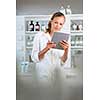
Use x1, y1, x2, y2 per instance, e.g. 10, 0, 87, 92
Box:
31, 12, 70, 82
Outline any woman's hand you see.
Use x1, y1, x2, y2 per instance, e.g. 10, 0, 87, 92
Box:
46, 41, 56, 50
59, 40, 69, 51
38, 41, 56, 60
59, 40, 69, 63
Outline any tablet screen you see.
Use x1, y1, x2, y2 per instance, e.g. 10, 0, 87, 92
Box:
52, 32, 70, 49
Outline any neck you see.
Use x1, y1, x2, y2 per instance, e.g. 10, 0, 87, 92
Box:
49, 31, 54, 38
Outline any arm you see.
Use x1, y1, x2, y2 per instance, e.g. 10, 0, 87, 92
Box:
38, 46, 49, 60
38, 41, 56, 60
61, 48, 68, 63
31, 33, 56, 62
31, 34, 40, 63
59, 40, 69, 63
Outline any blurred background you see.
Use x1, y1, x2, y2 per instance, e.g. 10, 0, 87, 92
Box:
16, 0, 83, 15
16, 0, 83, 100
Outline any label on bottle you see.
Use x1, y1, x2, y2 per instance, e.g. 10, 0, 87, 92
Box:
35, 25, 39, 29
35, 25, 40, 31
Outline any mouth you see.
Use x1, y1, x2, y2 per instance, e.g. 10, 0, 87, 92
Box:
54, 28, 60, 31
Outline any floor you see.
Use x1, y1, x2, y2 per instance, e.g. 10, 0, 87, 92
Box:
16, 63, 83, 100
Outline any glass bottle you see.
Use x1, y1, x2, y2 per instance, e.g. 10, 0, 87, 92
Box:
59, 6, 66, 15
76, 36, 81, 46
29, 21, 34, 31
71, 36, 75, 46
76, 24, 80, 31
78, 21, 83, 31
66, 5, 72, 14
80, 36, 83, 46
35, 21, 40, 31
41, 22, 46, 31
72, 23, 77, 30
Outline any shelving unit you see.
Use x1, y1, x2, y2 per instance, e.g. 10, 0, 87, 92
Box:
16, 16, 27, 73
24, 15, 50, 62
70, 14, 83, 68
16, 14, 83, 72
16, 16, 25, 64
70, 14, 83, 49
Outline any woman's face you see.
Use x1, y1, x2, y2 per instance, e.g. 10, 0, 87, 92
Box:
51, 16, 65, 33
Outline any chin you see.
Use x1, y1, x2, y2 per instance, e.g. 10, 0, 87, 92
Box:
54, 30, 60, 32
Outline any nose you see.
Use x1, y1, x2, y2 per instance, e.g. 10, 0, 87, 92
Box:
55, 24, 61, 29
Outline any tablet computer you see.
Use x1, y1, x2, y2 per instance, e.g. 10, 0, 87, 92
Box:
52, 32, 70, 49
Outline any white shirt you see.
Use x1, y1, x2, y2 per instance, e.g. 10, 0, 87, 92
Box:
31, 32, 71, 82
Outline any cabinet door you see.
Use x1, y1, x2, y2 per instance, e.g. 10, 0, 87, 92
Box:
16, 16, 25, 65
70, 14, 83, 68
16, 16, 25, 34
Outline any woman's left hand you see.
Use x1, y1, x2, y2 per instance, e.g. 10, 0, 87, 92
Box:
59, 40, 69, 51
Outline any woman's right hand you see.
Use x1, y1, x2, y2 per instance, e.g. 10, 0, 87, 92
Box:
46, 41, 56, 50
38, 41, 56, 60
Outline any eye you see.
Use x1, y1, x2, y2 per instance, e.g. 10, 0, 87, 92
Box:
54, 22, 58, 24
60, 23, 63, 26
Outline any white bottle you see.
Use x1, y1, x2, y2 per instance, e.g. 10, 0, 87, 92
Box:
66, 5, 72, 14
59, 6, 66, 15
72, 23, 77, 30
41, 23, 46, 32
78, 22, 83, 31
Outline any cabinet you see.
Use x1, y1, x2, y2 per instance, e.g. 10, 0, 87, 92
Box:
16, 16, 25, 64
16, 15, 70, 73
16, 16, 27, 73
16, 14, 83, 71
70, 14, 83, 68
24, 15, 50, 62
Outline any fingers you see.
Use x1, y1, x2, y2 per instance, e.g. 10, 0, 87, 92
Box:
60, 40, 68, 45
47, 41, 56, 49
59, 40, 69, 49
47, 40, 69, 50
48, 40, 55, 44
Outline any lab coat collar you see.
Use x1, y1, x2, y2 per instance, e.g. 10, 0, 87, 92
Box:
43, 32, 52, 41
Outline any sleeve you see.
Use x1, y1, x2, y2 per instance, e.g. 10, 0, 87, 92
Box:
60, 47, 71, 68
55, 47, 71, 68
31, 34, 40, 63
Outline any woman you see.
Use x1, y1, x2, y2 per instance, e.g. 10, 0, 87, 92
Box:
31, 12, 70, 82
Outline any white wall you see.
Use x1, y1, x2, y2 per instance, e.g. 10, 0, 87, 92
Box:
16, 0, 83, 15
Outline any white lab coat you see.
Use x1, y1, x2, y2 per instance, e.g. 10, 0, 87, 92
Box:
31, 32, 71, 82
